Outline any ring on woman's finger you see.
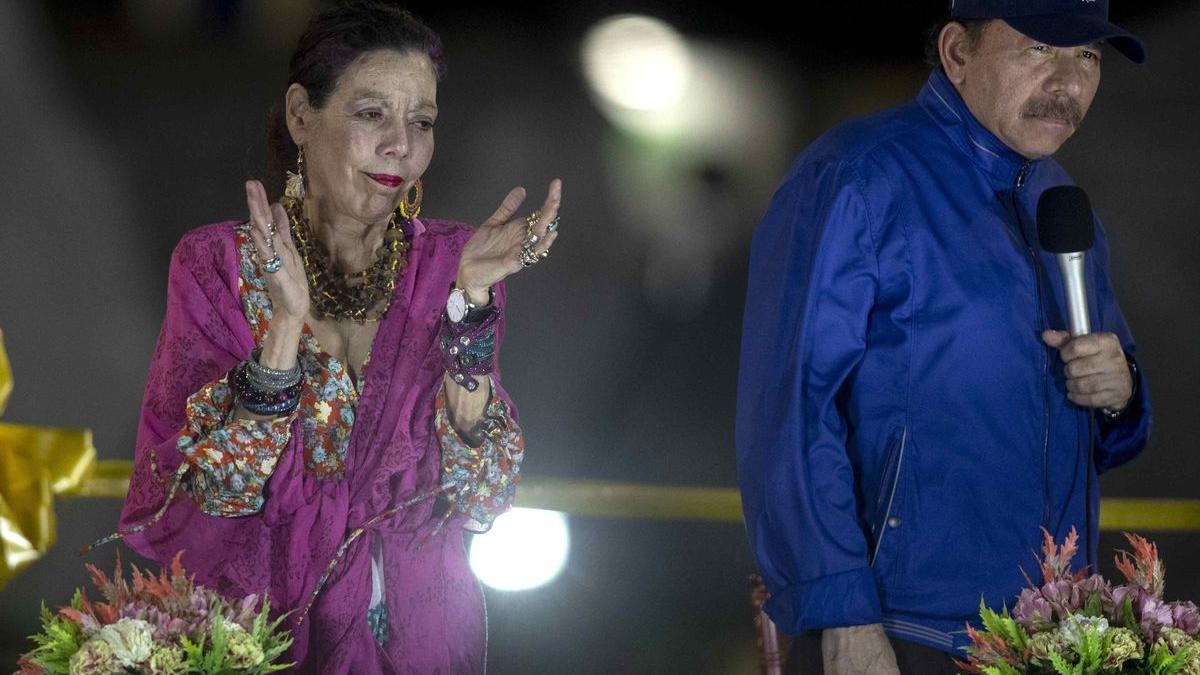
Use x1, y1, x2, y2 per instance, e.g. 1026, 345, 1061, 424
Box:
519, 246, 539, 268
525, 233, 540, 246
267, 221, 277, 236
264, 256, 283, 274
538, 249, 550, 260
546, 217, 560, 233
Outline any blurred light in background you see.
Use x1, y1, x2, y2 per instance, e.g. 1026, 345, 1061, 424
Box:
582, 15, 798, 318
469, 508, 570, 592
582, 15, 692, 117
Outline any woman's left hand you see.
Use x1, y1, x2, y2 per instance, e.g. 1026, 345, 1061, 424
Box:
455, 179, 562, 302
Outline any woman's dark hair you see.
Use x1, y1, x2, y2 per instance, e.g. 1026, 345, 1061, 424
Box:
923, 17, 989, 68
266, 1, 446, 187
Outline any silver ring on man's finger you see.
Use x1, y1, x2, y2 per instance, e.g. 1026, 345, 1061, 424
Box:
264, 256, 283, 274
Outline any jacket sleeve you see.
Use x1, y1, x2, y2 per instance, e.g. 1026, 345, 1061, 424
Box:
736, 159, 883, 634
1090, 219, 1151, 474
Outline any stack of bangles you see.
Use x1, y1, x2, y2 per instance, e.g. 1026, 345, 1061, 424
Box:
439, 306, 500, 393
233, 348, 303, 416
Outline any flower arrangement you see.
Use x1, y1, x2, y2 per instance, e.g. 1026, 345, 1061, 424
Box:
961, 528, 1200, 675
15, 551, 293, 675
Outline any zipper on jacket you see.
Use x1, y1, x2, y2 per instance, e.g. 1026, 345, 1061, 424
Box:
870, 427, 908, 567
1011, 160, 1051, 529
1016, 161, 1031, 188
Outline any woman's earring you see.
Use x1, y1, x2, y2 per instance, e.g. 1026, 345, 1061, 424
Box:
400, 179, 423, 220
285, 147, 306, 200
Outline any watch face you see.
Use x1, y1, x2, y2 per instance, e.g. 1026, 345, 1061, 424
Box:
447, 289, 468, 322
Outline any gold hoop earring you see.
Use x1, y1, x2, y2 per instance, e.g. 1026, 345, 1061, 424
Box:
285, 147, 306, 200
400, 179, 423, 220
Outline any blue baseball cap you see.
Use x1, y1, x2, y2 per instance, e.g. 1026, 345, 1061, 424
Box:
950, 0, 1146, 63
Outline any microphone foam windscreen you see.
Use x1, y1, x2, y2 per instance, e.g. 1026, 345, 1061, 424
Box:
1037, 185, 1095, 253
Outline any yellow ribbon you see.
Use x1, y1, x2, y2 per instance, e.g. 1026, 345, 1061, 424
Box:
0, 329, 96, 591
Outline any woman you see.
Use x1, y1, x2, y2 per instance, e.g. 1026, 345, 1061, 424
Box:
114, 3, 560, 672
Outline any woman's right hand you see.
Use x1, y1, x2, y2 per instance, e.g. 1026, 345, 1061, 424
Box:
245, 180, 309, 326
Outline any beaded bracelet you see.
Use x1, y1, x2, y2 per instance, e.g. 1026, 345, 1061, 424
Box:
439, 307, 499, 392
232, 361, 302, 416
246, 347, 302, 389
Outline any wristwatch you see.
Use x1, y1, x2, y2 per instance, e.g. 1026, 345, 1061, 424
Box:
446, 284, 495, 323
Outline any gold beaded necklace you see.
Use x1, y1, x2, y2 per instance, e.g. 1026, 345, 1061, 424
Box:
283, 196, 410, 324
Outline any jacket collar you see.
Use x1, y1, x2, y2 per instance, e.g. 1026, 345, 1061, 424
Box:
918, 68, 1037, 188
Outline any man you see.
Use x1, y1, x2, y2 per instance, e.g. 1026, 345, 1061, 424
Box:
736, 2, 1152, 673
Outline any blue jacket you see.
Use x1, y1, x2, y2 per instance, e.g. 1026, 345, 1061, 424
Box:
735, 68, 1151, 654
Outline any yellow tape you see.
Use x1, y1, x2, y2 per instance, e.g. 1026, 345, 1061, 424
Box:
72, 462, 1200, 532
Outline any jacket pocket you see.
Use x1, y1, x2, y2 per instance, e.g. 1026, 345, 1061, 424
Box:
869, 426, 907, 570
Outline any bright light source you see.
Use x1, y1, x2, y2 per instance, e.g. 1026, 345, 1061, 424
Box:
469, 508, 569, 591
582, 15, 691, 112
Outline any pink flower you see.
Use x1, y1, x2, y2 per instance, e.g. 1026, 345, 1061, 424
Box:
1139, 595, 1175, 640
1013, 588, 1053, 630
1043, 579, 1084, 620
1171, 601, 1200, 636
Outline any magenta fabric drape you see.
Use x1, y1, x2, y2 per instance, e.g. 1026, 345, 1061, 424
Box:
119, 218, 511, 673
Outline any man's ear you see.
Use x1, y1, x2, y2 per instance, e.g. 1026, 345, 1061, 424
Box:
940, 21, 980, 85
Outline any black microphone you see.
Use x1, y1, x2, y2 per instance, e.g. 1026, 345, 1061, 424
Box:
1037, 186, 1096, 337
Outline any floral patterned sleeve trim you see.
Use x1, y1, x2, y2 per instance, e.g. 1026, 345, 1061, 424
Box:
175, 370, 296, 517
434, 378, 525, 533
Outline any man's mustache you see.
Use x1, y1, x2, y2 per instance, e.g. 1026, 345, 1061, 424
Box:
1024, 97, 1084, 127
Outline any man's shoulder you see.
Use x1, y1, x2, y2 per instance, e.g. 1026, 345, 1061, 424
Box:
797, 101, 933, 174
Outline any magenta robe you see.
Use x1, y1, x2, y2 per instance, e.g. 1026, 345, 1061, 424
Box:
119, 218, 512, 673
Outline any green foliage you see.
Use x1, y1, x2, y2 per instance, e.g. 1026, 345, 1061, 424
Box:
981, 662, 1025, 675
1083, 593, 1104, 618
1048, 650, 1081, 675
1143, 643, 1190, 675
247, 593, 295, 673
980, 604, 1032, 652
177, 597, 295, 674
1121, 597, 1139, 632
23, 603, 83, 674
1074, 628, 1107, 673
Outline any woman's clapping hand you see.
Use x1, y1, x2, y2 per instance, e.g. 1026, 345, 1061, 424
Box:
245, 180, 310, 326
455, 179, 562, 302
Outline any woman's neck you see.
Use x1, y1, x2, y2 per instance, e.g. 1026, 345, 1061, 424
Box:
302, 196, 389, 274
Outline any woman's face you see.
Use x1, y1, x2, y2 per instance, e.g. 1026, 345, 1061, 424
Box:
288, 48, 438, 226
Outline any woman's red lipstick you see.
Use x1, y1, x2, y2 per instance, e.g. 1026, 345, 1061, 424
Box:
367, 173, 404, 188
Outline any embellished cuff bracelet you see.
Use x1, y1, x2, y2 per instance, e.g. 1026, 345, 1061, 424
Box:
439, 306, 500, 392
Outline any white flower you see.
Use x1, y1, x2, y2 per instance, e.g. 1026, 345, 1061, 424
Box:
1060, 614, 1110, 647
94, 618, 154, 668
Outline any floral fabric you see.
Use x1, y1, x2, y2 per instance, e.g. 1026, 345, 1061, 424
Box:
176, 374, 294, 516
176, 223, 523, 525
435, 384, 524, 532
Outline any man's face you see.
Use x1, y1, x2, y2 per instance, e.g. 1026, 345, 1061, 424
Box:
950, 20, 1102, 159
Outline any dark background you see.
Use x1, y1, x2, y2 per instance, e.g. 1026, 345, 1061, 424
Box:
1, 1, 1197, 672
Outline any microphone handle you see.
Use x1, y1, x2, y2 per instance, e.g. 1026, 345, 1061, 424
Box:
1056, 251, 1091, 337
